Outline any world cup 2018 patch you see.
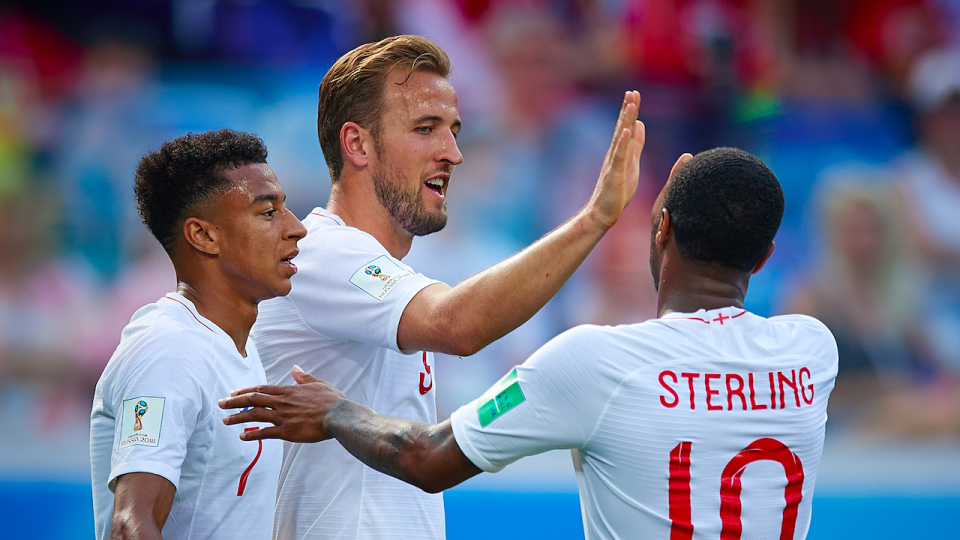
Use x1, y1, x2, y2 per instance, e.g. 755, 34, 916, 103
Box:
119, 396, 165, 449
349, 255, 413, 301
477, 368, 526, 427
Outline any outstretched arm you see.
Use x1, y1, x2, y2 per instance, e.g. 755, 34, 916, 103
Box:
219, 367, 482, 493
397, 91, 645, 356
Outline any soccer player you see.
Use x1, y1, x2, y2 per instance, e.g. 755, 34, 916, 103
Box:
90, 129, 307, 540
248, 35, 644, 539
222, 147, 839, 540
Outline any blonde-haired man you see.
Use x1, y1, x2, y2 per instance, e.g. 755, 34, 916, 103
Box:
247, 35, 644, 539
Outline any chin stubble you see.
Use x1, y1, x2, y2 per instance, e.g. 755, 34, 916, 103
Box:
372, 165, 447, 236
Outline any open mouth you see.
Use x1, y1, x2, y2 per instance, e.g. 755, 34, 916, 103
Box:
281, 250, 299, 273
425, 177, 446, 197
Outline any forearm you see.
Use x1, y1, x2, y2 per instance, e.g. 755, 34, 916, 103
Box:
109, 472, 174, 540
399, 92, 643, 355
405, 210, 609, 355
324, 399, 479, 493
109, 515, 164, 540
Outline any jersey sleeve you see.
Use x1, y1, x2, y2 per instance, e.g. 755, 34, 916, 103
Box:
106, 344, 213, 492
288, 228, 441, 353
775, 314, 841, 375
450, 325, 612, 473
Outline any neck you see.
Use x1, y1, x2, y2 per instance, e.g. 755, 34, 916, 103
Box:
656, 259, 749, 317
175, 275, 257, 357
327, 179, 414, 260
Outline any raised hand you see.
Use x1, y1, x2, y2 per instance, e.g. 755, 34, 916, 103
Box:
586, 90, 645, 229
218, 366, 347, 443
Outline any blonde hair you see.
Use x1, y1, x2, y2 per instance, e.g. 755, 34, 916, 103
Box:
317, 35, 451, 181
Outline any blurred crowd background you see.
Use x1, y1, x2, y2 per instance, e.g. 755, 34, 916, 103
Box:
2, 0, 960, 520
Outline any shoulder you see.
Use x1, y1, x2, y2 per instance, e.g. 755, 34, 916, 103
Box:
295, 213, 418, 279
766, 313, 833, 338
525, 323, 651, 373
301, 210, 400, 258
762, 313, 839, 366
108, 304, 219, 382
534, 324, 609, 355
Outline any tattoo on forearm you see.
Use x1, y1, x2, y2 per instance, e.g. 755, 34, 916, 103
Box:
326, 401, 426, 485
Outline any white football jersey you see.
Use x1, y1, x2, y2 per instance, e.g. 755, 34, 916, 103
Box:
90, 293, 282, 540
252, 207, 444, 540
451, 307, 838, 540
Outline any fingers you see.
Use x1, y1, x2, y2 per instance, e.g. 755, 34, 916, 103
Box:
239, 425, 285, 441
634, 120, 646, 146
229, 384, 285, 398
221, 405, 278, 426
628, 120, 646, 164
292, 365, 319, 385
609, 127, 632, 174
609, 91, 641, 151
667, 153, 694, 183
218, 391, 280, 411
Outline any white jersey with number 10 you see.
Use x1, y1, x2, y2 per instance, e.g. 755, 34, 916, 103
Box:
451, 307, 838, 540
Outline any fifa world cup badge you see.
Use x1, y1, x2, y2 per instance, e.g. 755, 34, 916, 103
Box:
350, 256, 413, 301
120, 397, 165, 448
364, 265, 391, 282
133, 400, 149, 431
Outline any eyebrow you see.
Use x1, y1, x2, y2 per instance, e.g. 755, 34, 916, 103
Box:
414, 115, 462, 131
252, 193, 284, 204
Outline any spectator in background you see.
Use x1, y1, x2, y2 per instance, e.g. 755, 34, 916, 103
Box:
785, 175, 960, 436
894, 48, 960, 372
467, 6, 616, 332
786, 179, 930, 418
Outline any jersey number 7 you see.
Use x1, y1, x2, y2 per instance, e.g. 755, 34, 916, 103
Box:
669, 438, 804, 540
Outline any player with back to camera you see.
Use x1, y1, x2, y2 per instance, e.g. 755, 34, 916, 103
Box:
89, 129, 307, 540
223, 148, 839, 540
243, 35, 644, 539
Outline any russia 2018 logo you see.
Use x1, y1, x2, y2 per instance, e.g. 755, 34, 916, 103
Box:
133, 400, 148, 431
365, 265, 390, 282
350, 256, 412, 301
120, 397, 164, 448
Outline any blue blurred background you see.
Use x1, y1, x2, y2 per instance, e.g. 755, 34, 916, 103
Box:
2, 0, 959, 538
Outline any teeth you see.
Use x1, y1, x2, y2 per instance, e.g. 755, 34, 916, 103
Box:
426, 179, 443, 187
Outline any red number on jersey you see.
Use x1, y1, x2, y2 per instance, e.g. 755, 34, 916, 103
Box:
419, 351, 433, 395
237, 427, 263, 496
668, 438, 804, 540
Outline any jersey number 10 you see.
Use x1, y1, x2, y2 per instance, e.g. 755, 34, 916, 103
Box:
669, 438, 804, 540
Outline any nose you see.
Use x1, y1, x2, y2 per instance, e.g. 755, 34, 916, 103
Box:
438, 130, 463, 166
283, 209, 308, 241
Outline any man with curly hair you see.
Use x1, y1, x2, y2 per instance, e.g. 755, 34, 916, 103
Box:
89, 129, 307, 540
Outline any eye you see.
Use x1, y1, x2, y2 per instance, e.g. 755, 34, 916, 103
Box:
262, 208, 277, 218
416, 126, 433, 134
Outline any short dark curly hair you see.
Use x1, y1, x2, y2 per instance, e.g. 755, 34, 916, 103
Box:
134, 129, 268, 254
663, 147, 784, 272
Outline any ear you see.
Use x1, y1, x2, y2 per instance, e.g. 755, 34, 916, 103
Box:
183, 217, 220, 255
654, 208, 672, 248
751, 241, 775, 275
340, 121, 376, 169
